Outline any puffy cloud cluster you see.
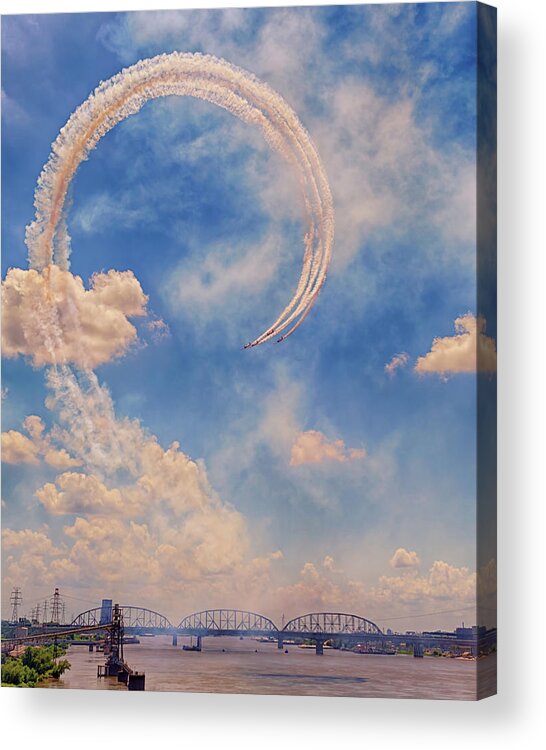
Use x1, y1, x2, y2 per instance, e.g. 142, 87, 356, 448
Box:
373, 559, 476, 606
273, 557, 358, 615
272, 553, 475, 625
36, 472, 125, 516
1, 415, 81, 469
1, 266, 148, 369
14, 370, 253, 587
415, 313, 497, 375
290, 429, 366, 467
1, 430, 40, 465
1, 527, 70, 588
389, 547, 420, 569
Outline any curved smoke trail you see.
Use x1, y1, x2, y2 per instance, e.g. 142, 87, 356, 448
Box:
26, 52, 334, 347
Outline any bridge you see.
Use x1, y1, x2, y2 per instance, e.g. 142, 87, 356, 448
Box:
2, 604, 494, 657
71, 606, 173, 634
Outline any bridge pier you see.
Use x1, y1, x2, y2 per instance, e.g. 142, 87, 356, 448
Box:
277, 635, 284, 650
172, 634, 178, 647
88, 643, 94, 652
413, 642, 424, 658
117, 669, 129, 684
196, 636, 202, 651
128, 671, 145, 691
315, 640, 324, 656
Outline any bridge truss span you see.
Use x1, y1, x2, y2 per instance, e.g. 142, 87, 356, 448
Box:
71, 606, 173, 630
283, 612, 383, 636
178, 609, 278, 633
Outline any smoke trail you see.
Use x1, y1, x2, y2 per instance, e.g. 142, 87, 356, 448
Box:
26, 52, 334, 347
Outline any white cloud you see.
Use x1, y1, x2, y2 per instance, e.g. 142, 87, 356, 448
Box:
36, 472, 127, 516
164, 233, 283, 330
72, 192, 152, 234
2, 266, 148, 369
312, 82, 476, 270
9, 370, 255, 591
389, 547, 420, 569
1, 89, 30, 128
385, 352, 409, 376
290, 430, 366, 467
145, 318, 170, 342
373, 560, 476, 605
1, 430, 40, 465
415, 313, 497, 375
97, 7, 477, 326
1, 415, 81, 468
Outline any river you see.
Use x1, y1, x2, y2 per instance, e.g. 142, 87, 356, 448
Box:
41, 635, 494, 700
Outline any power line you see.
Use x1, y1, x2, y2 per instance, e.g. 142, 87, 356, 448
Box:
378, 604, 495, 623
58, 591, 100, 605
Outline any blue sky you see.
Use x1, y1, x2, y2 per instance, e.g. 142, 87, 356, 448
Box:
1, 4, 495, 630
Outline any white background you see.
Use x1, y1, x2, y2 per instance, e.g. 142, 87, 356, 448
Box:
0, 0, 544, 748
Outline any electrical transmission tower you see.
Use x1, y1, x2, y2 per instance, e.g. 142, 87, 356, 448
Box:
31, 603, 42, 624
9, 587, 22, 623
50, 587, 62, 625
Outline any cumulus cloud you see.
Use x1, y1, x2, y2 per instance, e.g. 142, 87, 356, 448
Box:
2, 266, 148, 369
373, 560, 476, 606
1, 430, 40, 465
2, 527, 67, 590
42, 448, 82, 470
389, 547, 420, 569
36, 472, 126, 516
9, 370, 254, 591
2, 527, 59, 554
270, 552, 475, 627
290, 430, 366, 467
385, 352, 409, 376
1, 415, 81, 468
323, 555, 336, 570
415, 313, 497, 375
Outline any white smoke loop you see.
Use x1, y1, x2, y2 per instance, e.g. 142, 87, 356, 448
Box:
26, 52, 334, 347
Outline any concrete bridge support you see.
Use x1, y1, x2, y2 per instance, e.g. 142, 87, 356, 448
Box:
413, 642, 424, 658
172, 634, 178, 646
128, 671, 145, 690
196, 636, 202, 651
315, 640, 324, 656
277, 635, 284, 650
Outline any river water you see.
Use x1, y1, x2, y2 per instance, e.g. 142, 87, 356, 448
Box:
42, 635, 492, 700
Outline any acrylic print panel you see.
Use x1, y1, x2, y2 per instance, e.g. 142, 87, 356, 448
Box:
1, 2, 497, 699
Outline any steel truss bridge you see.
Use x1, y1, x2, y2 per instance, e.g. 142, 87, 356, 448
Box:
3, 606, 493, 657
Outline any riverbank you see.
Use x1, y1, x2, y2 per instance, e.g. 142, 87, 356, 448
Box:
1, 644, 71, 687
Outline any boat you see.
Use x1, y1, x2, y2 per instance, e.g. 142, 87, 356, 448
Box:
122, 635, 140, 645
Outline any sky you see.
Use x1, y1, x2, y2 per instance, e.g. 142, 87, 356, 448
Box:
1, 3, 496, 631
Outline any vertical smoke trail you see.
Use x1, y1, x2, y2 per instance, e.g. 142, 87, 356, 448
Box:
26, 52, 334, 347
